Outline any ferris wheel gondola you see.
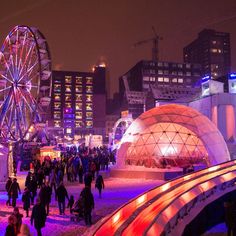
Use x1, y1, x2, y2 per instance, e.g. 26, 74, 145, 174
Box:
0, 25, 52, 142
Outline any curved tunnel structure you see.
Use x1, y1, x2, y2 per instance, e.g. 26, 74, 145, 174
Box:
89, 160, 236, 236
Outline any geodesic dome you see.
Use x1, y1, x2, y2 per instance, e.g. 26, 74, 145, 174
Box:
116, 104, 230, 168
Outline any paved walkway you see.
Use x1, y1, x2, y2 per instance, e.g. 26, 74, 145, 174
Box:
0, 172, 163, 236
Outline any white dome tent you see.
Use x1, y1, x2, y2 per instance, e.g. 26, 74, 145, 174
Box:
117, 104, 230, 168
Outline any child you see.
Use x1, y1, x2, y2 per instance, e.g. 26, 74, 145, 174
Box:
68, 195, 75, 214
22, 187, 31, 217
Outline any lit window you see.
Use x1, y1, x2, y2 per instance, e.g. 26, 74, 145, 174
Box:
65, 85, 71, 93
75, 86, 83, 93
178, 78, 183, 83
172, 78, 177, 83
86, 103, 92, 110
86, 86, 93, 93
66, 128, 72, 134
75, 121, 83, 128
54, 121, 61, 127
86, 77, 93, 84
76, 94, 83, 101
150, 69, 155, 74
86, 95, 92, 102
76, 76, 82, 84
158, 70, 163, 74
164, 77, 169, 82
177, 64, 183, 68
86, 121, 93, 128
65, 76, 72, 84
186, 63, 191, 69
54, 84, 61, 92
212, 40, 217, 45
158, 77, 163, 82
211, 48, 218, 53
143, 76, 149, 81
171, 71, 177, 75
150, 77, 155, 82
75, 112, 82, 119
86, 112, 93, 119
54, 94, 60, 101
54, 102, 61, 109
65, 103, 71, 108
65, 95, 71, 101
75, 103, 82, 110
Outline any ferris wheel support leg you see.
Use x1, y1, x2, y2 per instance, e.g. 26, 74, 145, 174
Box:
7, 142, 14, 177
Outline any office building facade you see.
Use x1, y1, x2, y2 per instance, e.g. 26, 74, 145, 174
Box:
183, 29, 231, 79
50, 66, 106, 138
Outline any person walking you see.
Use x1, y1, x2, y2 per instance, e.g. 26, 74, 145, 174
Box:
22, 187, 31, 217
56, 182, 69, 215
5, 177, 12, 206
26, 173, 37, 206
80, 186, 94, 226
31, 197, 47, 236
39, 182, 52, 215
5, 214, 17, 236
12, 207, 23, 234
84, 172, 93, 188
95, 175, 105, 198
8, 178, 21, 208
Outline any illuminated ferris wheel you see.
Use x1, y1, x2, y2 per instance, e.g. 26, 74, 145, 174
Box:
0, 25, 52, 142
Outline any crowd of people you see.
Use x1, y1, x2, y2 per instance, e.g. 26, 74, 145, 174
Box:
4, 145, 112, 236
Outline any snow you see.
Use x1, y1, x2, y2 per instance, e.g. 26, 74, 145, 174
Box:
0, 173, 163, 236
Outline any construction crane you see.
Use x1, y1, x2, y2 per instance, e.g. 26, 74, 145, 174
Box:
133, 26, 163, 61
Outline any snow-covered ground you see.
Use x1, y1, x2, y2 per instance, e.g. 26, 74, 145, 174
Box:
0, 173, 164, 236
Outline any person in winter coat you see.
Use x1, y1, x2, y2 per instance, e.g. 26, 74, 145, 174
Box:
95, 175, 105, 198
31, 197, 47, 236
80, 186, 94, 225
5, 177, 12, 206
39, 182, 52, 215
5, 214, 17, 236
84, 172, 93, 188
25, 173, 37, 205
56, 182, 69, 215
8, 178, 21, 207
12, 207, 23, 234
22, 188, 31, 217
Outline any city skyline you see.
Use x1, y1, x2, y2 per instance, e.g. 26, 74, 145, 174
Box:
0, 0, 236, 96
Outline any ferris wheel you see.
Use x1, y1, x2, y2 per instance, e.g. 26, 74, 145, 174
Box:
0, 25, 52, 142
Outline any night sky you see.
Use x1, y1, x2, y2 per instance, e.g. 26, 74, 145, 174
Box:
0, 0, 236, 97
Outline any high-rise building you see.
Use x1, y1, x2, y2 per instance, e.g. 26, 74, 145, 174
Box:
183, 29, 231, 79
50, 65, 106, 138
119, 60, 202, 118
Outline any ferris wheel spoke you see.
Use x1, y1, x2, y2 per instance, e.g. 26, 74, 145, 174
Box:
0, 85, 11, 93
18, 42, 34, 78
15, 29, 19, 72
18, 60, 38, 83
0, 52, 15, 82
12, 89, 24, 139
18, 89, 36, 114
0, 74, 14, 85
0, 89, 13, 127
17, 33, 27, 73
